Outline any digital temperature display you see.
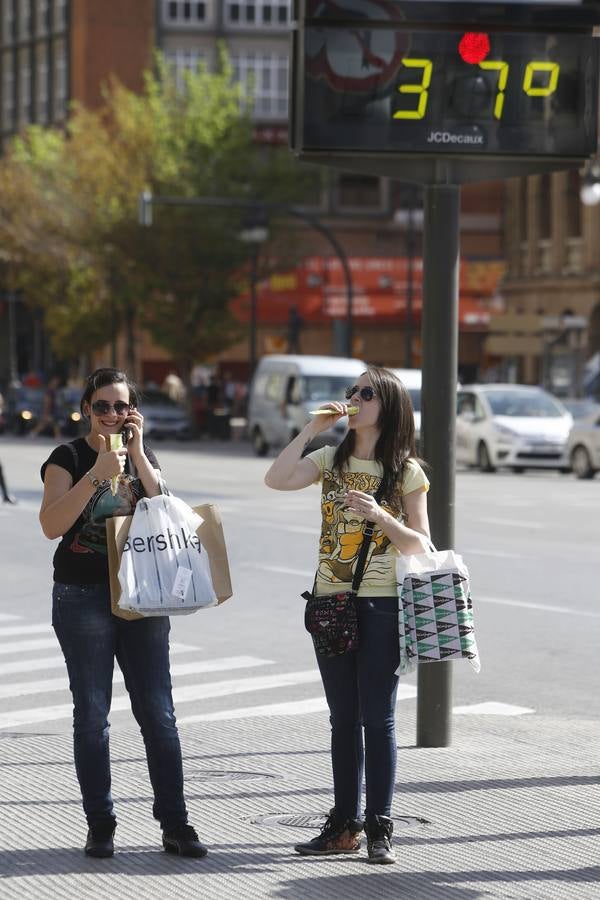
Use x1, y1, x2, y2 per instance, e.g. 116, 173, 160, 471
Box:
300, 28, 598, 158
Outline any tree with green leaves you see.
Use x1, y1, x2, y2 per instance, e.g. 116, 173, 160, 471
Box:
0, 52, 316, 391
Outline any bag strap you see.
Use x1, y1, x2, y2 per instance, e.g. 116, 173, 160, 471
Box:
350, 482, 385, 594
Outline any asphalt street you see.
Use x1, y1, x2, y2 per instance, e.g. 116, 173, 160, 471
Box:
1, 434, 599, 899
0, 434, 597, 729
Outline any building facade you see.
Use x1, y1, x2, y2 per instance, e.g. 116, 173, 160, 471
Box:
0, 0, 505, 387
489, 168, 600, 395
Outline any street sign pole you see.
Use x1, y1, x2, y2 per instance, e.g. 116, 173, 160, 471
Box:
418, 183, 460, 747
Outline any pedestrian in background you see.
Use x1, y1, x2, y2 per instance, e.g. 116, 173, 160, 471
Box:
0, 456, 16, 503
265, 366, 430, 864
30, 374, 62, 439
39, 367, 207, 860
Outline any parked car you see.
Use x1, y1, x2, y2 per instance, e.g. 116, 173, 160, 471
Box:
247, 354, 367, 456
56, 387, 85, 437
566, 405, 600, 478
456, 384, 573, 473
6, 386, 45, 434
139, 389, 191, 440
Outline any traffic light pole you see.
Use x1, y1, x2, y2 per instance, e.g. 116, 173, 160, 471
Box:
417, 183, 460, 748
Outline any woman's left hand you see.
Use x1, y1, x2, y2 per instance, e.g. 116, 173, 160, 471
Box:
343, 490, 385, 524
124, 409, 145, 459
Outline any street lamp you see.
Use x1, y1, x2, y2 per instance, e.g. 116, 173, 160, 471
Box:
239, 209, 269, 377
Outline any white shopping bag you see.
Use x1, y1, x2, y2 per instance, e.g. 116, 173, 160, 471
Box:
117, 494, 217, 616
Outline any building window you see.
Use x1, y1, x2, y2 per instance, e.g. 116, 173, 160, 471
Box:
163, 0, 207, 23
226, 0, 290, 27
566, 170, 581, 238
3, 0, 15, 43
232, 52, 288, 119
336, 174, 387, 213
37, 52, 48, 122
20, 59, 32, 122
54, 47, 67, 117
164, 48, 206, 90
54, 0, 68, 31
538, 174, 551, 240
37, 0, 50, 36
2, 56, 15, 130
20, 0, 33, 39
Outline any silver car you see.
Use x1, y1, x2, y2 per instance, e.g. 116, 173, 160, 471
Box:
566, 404, 600, 478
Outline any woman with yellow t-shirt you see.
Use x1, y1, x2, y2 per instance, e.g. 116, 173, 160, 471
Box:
265, 366, 430, 865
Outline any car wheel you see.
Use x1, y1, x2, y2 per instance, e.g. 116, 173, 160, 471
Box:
511, 467, 524, 474
571, 445, 595, 479
252, 428, 269, 457
477, 442, 496, 473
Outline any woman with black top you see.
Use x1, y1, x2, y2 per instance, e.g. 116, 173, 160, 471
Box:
265, 366, 430, 864
39, 368, 206, 859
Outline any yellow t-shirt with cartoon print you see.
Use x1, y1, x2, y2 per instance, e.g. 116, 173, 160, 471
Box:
306, 445, 429, 598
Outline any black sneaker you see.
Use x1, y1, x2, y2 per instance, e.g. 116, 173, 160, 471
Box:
84, 823, 116, 858
365, 814, 395, 864
162, 824, 208, 858
294, 809, 363, 856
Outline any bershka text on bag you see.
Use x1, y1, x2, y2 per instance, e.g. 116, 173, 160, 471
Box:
122, 527, 201, 554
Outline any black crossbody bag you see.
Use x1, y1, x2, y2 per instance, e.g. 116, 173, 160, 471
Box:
302, 485, 385, 658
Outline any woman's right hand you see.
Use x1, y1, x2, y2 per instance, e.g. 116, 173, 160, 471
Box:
91, 443, 127, 481
308, 402, 350, 435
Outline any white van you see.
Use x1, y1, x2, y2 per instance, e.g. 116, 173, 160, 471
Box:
247, 354, 367, 456
391, 368, 422, 442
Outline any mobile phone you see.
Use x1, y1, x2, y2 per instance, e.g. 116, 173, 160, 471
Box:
121, 425, 132, 444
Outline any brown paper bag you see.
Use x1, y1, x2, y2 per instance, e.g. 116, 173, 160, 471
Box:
106, 503, 233, 620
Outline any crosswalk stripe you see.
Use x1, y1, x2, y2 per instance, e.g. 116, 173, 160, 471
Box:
179, 684, 419, 723
0, 656, 274, 701
0, 624, 53, 637
0, 637, 200, 657
0, 668, 323, 730
0, 613, 21, 622
0, 642, 200, 676
453, 702, 534, 716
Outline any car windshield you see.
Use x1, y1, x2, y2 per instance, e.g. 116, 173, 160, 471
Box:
301, 376, 361, 402
485, 390, 564, 418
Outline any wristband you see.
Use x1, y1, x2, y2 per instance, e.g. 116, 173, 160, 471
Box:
86, 470, 101, 489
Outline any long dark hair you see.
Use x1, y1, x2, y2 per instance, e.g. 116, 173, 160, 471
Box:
333, 366, 418, 502
80, 367, 139, 417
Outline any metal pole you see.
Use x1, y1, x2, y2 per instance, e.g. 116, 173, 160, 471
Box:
405, 195, 415, 368
7, 291, 18, 383
417, 183, 460, 748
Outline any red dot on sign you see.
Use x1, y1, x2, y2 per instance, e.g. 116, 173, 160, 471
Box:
459, 32, 491, 65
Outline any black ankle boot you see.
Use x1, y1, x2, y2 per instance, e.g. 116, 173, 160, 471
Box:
294, 808, 364, 856
162, 823, 208, 858
365, 814, 395, 864
84, 822, 116, 858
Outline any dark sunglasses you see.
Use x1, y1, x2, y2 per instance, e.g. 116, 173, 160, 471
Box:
345, 385, 376, 402
91, 400, 131, 416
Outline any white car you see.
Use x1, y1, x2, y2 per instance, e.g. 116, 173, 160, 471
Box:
566, 405, 600, 478
456, 384, 573, 473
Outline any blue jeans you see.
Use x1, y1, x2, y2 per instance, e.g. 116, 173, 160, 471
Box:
316, 595, 400, 820
52, 582, 188, 831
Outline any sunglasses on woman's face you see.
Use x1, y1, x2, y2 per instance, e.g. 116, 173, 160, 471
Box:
345, 385, 376, 402
91, 400, 131, 416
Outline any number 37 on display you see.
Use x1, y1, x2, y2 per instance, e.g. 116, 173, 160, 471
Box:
394, 58, 560, 120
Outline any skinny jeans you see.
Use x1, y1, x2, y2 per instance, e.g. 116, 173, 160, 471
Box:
52, 581, 188, 831
315, 595, 400, 820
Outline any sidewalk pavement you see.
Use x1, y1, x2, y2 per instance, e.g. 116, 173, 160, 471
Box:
1, 707, 598, 900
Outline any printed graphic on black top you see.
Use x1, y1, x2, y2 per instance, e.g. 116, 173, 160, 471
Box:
41, 437, 159, 584
70, 476, 146, 556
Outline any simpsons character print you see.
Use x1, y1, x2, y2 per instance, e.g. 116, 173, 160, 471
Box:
317, 467, 402, 587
